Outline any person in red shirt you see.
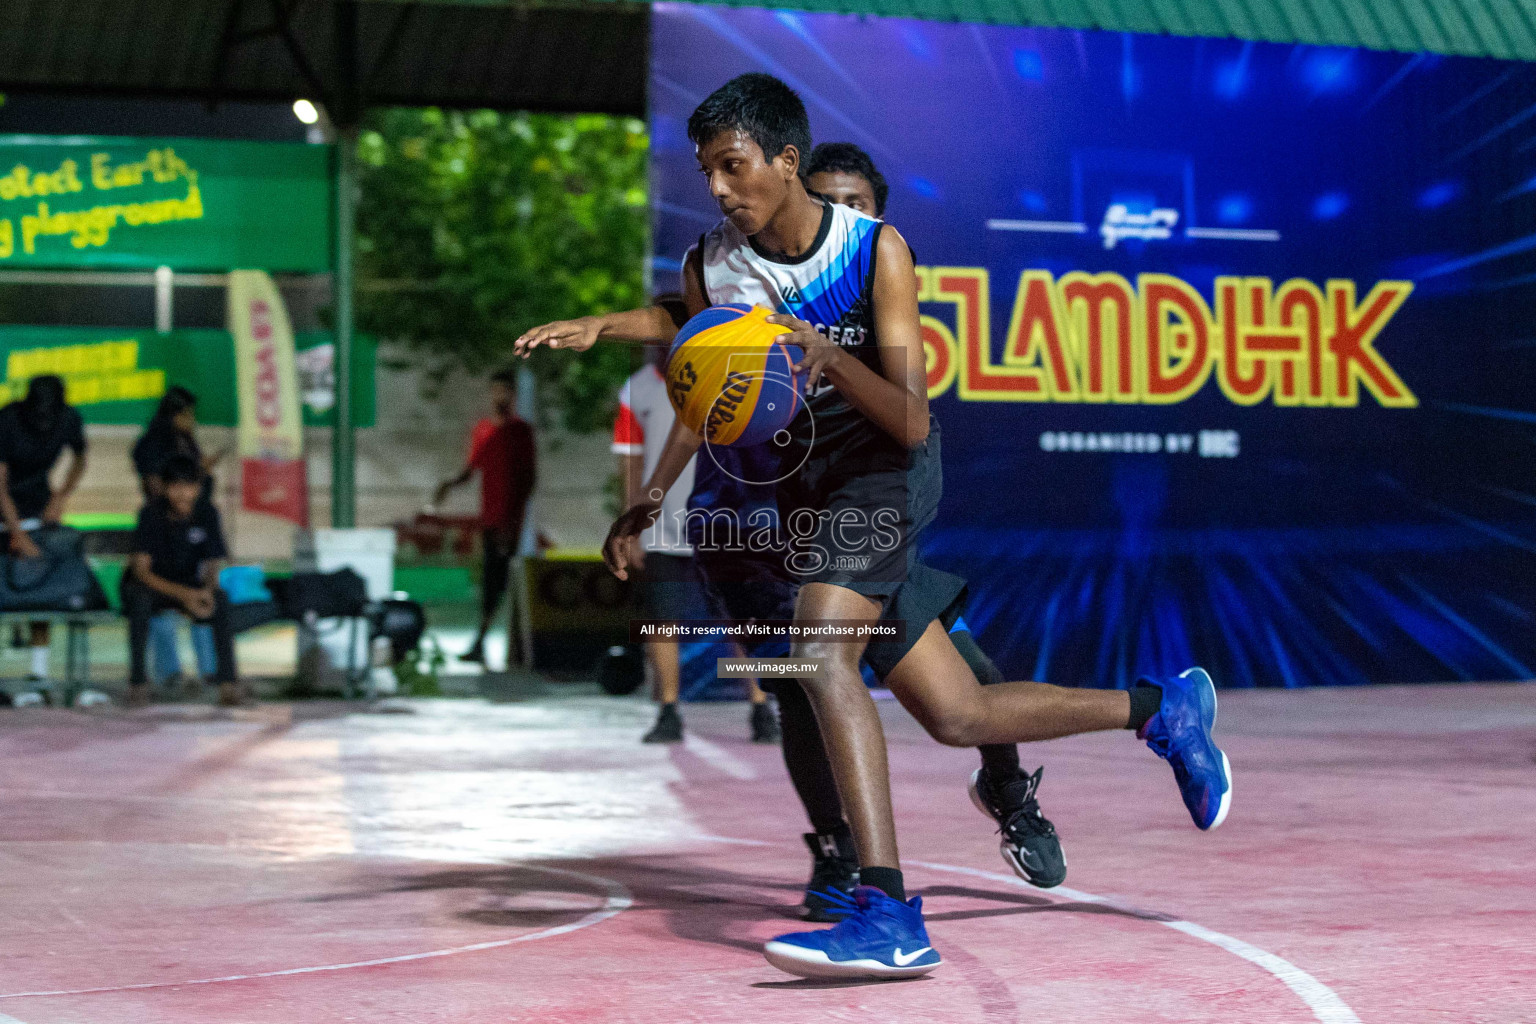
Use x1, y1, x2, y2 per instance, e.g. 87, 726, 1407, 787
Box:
435, 369, 537, 665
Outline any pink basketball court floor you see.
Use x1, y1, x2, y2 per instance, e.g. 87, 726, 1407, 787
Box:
0, 683, 1531, 1023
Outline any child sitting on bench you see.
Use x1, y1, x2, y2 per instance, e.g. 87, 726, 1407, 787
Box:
122, 455, 241, 707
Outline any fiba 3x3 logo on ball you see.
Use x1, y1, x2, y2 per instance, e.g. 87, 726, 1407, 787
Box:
666, 304, 806, 447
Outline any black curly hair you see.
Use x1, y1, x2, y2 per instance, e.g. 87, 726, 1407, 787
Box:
806, 142, 888, 217
687, 73, 812, 177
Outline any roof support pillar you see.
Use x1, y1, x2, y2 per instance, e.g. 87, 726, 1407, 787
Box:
330, 0, 360, 529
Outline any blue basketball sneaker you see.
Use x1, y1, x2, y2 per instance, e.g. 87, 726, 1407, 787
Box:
764, 885, 941, 979
1138, 667, 1232, 830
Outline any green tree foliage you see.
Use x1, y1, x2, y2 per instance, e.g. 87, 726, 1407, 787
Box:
355, 108, 649, 432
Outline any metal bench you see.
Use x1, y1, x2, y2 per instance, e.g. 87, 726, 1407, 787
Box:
2, 603, 381, 704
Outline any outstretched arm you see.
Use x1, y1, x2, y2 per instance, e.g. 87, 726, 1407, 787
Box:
515, 247, 711, 357
514, 306, 680, 357
602, 416, 703, 580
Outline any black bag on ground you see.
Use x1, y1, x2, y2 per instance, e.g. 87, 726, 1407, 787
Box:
373, 598, 426, 663
229, 600, 280, 635
270, 568, 369, 621
597, 643, 645, 696
0, 526, 108, 612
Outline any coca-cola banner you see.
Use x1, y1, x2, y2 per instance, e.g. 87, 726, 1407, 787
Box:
228, 269, 307, 526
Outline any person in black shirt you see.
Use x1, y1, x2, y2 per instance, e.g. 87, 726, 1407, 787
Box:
0, 375, 88, 683
123, 455, 239, 707
132, 386, 221, 503
132, 386, 222, 687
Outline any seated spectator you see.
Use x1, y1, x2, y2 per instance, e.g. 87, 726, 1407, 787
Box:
122, 455, 240, 707
131, 386, 220, 690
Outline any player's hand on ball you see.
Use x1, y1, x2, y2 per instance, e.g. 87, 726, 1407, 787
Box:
603, 501, 661, 580
767, 313, 841, 393
514, 317, 602, 357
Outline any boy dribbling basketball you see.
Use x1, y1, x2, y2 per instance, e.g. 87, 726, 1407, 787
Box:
518, 74, 1231, 981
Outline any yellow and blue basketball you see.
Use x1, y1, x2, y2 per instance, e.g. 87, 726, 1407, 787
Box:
666, 304, 806, 447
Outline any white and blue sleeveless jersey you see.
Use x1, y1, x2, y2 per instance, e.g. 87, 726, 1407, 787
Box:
694, 200, 886, 454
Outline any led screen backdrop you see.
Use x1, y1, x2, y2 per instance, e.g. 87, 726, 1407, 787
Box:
651, 5, 1536, 687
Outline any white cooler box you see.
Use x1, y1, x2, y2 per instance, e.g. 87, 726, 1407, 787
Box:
293, 528, 397, 687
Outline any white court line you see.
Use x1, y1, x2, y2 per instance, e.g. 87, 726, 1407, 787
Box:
1165, 920, 1362, 1024
0, 865, 631, 1003
910, 860, 1361, 1024
681, 734, 758, 780
0, 1011, 32, 1023
694, 834, 774, 847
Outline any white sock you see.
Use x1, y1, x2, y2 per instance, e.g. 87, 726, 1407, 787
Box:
29, 646, 49, 679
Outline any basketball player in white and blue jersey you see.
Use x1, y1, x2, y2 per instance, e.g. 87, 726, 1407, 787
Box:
650, 145, 1070, 925
516, 73, 1232, 981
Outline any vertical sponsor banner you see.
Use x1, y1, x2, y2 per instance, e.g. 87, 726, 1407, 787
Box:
228, 270, 308, 525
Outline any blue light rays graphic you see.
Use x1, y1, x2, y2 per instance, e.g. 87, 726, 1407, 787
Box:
1213, 41, 1253, 101
1417, 181, 1462, 208
683, 8, 903, 167
923, 523, 1536, 688
1435, 402, 1536, 425
1312, 192, 1348, 219
1418, 232, 1536, 278
1442, 100, 1536, 164
1360, 53, 1426, 113
969, 25, 1012, 94
771, 11, 880, 109
1431, 67, 1518, 126
1299, 48, 1357, 95
1495, 173, 1536, 202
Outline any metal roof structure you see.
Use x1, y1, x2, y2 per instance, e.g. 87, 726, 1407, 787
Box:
0, 0, 649, 120
1, 1, 1531, 125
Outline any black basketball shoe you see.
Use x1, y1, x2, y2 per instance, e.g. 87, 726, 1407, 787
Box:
642, 703, 684, 744
799, 828, 859, 922
968, 766, 1066, 888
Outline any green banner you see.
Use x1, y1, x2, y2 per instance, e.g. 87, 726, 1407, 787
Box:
0, 136, 332, 272
0, 325, 374, 427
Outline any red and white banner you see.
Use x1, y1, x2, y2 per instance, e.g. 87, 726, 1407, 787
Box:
227, 269, 307, 525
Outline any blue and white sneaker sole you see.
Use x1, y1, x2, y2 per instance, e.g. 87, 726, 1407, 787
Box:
1209, 750, 1233, 829
763, 941, 941, 979
1177, 667, 1232, 830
